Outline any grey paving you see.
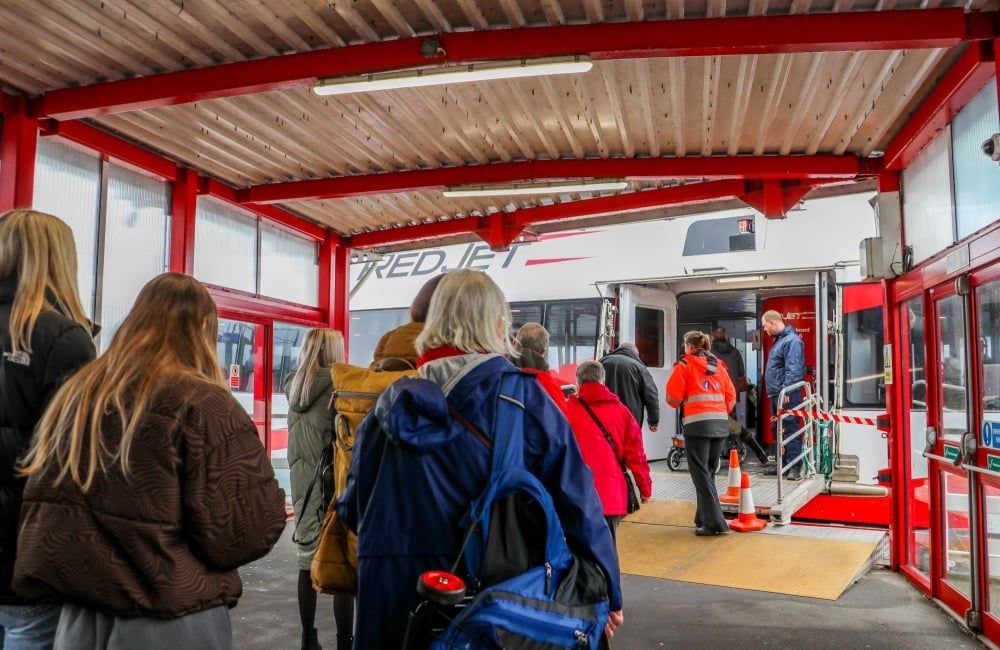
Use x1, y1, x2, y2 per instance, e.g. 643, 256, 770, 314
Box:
232, 525, 989, 650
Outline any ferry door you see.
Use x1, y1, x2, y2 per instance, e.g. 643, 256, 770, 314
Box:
923, 268, 1000, 635
617, 284, 677, 460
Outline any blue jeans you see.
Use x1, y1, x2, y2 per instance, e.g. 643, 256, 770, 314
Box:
0, 603, 60, 650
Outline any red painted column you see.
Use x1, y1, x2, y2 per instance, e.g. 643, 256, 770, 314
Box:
318, 232, 351, 345
0, 94, 38, 211
169, 167, 198, 274
876, 169, 904, 570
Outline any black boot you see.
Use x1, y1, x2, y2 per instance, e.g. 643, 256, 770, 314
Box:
301, 628, 322, 650
740, 429, 770, 464
336, 633, 354, 649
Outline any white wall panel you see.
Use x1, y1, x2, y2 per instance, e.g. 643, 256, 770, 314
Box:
902, 125, 956, 265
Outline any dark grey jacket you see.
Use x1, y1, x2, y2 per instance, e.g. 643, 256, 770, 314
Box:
599, 347, 659, 427
711, 339, 745, 390
0, 279, 96, 603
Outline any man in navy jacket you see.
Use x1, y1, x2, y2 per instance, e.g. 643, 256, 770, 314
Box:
762, 310, 806, 480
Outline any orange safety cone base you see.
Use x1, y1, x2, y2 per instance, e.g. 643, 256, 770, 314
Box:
729, 516, 767, 532
719, 448, 742, 504
729, 471, 768, 532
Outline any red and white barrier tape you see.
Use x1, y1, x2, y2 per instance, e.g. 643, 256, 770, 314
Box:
776, 409, 877, 426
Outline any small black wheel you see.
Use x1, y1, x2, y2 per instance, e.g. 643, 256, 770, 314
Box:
666, 448, 684, 472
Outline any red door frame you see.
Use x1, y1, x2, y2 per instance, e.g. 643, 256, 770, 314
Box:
890, 220, 1000, 635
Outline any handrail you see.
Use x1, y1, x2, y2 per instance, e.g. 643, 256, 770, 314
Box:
774, 381, 820, 504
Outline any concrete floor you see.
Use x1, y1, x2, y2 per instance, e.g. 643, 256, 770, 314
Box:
232, 525, 988, 650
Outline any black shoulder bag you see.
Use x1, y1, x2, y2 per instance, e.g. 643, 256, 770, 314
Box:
578, 398, 641, 514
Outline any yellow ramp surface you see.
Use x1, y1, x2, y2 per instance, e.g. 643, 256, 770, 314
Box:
618, 501, 876, 600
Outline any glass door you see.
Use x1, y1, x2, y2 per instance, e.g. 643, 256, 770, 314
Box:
974, 276, 1000, 637
929, 288, 977, 620
924, 269, 1000, 634
900, 296, 930, 583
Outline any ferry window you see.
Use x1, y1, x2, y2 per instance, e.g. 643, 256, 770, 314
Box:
545, 300, 601, 371
635, 307, 665, 368
509, 303, 545, 335
348, 308, 409, 366
682, 216, 755, 256
843, 305, 885, 408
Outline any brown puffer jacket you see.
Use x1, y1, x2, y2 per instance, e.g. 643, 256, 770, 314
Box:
13, 375, 287, 619
370, 321, 423, 368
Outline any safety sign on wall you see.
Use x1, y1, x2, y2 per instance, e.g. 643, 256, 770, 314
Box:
982, 420, 1000, 450
883, 344, 892, 385
229, 364, 240, 389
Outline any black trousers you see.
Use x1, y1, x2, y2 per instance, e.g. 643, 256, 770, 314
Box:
685, 436, 728, 532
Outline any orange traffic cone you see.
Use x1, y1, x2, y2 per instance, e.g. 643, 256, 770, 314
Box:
729, 472, 767, 532
719, 448, 741, 504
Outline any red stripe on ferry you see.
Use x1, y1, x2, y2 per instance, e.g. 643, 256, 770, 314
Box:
538, 231, 603, 241
525, 257, 590, 266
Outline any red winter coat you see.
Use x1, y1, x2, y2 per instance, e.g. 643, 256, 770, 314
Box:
566, 382, 653, 516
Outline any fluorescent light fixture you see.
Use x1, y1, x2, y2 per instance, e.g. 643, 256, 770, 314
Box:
714, 275, 766, 284
313, 56, 593, 96
442, 180, 627, 198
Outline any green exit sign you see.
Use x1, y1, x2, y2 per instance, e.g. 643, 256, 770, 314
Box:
943, 444, 960, 461
989, 456, 1000, 473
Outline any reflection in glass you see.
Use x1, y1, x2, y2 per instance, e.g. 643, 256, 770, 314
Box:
272, 323, 311, 504
980, 280, 1000, 416
941, 469, 973, 597
985, 482, 1000, 614
936, 294, 968, 442
902, 298, 930, 579
217, 318, 256, 416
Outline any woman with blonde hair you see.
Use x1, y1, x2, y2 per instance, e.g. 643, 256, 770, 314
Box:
0, 209, 96, 649
14, 273, 287, 650
666, 330, 736, 536
283, 328, 354, 650
337, 269, 624, 648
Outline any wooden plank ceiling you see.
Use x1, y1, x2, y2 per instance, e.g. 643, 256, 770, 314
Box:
0, 0, 996, 248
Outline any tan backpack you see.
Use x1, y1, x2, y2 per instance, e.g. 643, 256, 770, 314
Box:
311, 360, 417, 595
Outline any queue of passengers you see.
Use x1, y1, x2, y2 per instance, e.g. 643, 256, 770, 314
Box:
0, 208, 656, 650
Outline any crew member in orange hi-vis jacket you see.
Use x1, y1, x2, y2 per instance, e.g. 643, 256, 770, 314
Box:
666, 331, 736, 536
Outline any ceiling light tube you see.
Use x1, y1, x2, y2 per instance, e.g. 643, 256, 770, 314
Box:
442, 180, 627, 198
313, 56, 593, 96
714, 275, 766, 284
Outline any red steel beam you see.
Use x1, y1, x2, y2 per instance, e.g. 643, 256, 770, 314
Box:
0, 94, 37, 211
884, 40, 996, 171
348, 180, 748, 249
243, 156, 872, 204
36, 8, 996, 120
40, 119, 179, 182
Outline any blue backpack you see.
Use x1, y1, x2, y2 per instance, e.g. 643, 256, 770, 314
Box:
428, 372, 610, 649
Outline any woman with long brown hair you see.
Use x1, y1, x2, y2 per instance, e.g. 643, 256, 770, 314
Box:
0, 209, 97, 650
14, 273, 287, 650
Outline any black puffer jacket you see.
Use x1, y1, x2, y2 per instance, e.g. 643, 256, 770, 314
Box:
0, 279, 96, 603
599, 347, 659, 428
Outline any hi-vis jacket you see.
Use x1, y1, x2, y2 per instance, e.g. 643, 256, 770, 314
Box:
666, 351, 736, 438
